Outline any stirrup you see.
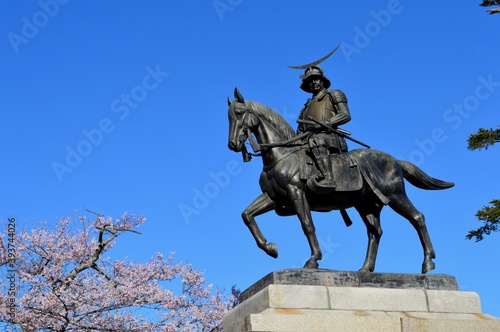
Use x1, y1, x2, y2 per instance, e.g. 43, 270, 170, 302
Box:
307, 177, 337, 192
316, 178, 336, 189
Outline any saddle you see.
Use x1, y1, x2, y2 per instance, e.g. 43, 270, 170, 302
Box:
301, 153, 363, 193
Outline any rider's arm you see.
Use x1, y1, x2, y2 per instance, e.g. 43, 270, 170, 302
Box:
328, 90, 351, 127
296, 104, 308, 134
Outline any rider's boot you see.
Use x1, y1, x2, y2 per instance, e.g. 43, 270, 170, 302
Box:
315, 156, 336, 189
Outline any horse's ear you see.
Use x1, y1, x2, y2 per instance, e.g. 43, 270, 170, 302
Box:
227, 97, 233, 106
234, 87, 245, 103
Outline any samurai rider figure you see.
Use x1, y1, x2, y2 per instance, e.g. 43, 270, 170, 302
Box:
296, 65, 351, 189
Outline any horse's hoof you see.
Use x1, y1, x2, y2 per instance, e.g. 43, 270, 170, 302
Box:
358, 267, 373, 273
422, 260, 435, 274
303, 258, 319, 269
266, 243, 278, 258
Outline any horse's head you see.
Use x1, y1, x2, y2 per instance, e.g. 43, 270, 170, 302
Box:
227, 88, 257, 153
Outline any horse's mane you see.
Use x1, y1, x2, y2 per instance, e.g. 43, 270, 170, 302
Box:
245, 100, 296, 140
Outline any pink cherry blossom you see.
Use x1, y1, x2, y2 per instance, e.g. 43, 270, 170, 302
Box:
0, 213, 238, 331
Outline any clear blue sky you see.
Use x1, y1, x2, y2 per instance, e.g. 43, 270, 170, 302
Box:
2, 1, 499, 317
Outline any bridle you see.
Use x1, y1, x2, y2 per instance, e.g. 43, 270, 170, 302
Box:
232, 104, 309, 168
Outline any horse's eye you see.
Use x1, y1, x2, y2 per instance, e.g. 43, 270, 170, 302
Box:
234, 109, 245, 119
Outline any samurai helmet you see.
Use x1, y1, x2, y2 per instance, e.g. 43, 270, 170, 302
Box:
300, 66, 331, 93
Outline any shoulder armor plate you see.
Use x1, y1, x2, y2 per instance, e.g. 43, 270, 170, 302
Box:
329, 90, 347, 104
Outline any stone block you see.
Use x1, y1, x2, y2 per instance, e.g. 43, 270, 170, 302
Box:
246, 309, 402, 332
267, 284, 330, 309
328, 287, 428, 312
240, 269, 458, 302
400, 312, 500, 332
426, 289, 482, 314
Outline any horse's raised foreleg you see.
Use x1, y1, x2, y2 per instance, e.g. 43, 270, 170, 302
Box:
242, 192, 278, 258
287, 185, 322, 269
388, 194, 436, 274
355, 204, 383, 272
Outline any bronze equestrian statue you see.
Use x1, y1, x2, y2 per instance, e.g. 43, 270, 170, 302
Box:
227, 84, 454, 274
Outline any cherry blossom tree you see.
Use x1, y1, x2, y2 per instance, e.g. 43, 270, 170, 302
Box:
0, 213, 238, 331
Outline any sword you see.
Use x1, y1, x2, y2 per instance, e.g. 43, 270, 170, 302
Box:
298, 117, 371, 149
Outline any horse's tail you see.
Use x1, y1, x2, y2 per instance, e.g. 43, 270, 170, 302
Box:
399, 160, 454, 190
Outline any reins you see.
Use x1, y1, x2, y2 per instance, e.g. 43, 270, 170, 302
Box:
242, 106, 309, 151
259, 131, 311, 148
241, 108, 308, 171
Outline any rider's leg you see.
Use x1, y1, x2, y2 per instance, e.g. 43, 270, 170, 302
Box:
311, 145, 336, 187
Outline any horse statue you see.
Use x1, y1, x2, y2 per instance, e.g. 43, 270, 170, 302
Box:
227, 88, 454, 274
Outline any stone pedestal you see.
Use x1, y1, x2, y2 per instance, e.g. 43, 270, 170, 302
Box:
223, 269, 500, 332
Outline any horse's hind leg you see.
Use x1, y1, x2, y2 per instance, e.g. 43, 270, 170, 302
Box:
355, 204, 383, 272
388, 194, 436, 274
242, 192, 278, 258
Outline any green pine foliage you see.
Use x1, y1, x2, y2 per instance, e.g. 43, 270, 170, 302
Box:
479, 0, 500, 14
467, 127, 500, 150
466, 200, 500, 241
466, 126, 500, 241
480, 0, 500, 6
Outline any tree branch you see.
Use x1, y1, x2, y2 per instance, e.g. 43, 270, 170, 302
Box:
467, 127, 500, 150
466, 199, 500, 241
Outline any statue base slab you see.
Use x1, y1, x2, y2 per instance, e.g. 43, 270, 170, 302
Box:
223, 269, 500, 332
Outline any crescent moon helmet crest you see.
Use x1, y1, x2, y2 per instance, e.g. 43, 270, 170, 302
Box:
287, 42, 342, 69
